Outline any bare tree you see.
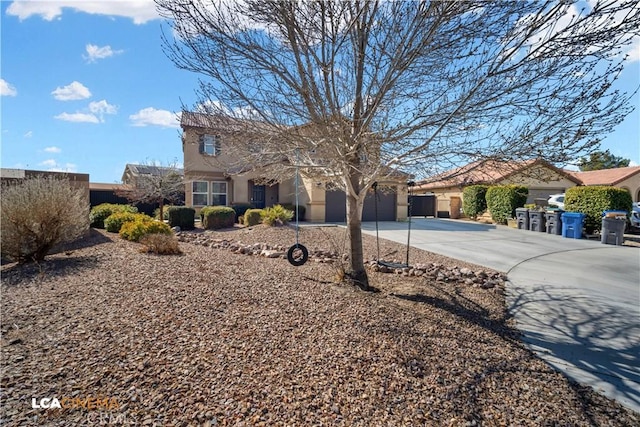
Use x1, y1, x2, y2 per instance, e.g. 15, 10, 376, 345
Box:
156, 0, 639, 289
117, 161, 185, 220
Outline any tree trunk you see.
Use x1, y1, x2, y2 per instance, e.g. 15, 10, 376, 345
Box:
345, 190, 371, 291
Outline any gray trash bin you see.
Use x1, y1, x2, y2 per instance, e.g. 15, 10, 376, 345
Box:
601, 217, 625, 245
515, 208, 529, 230
545, 210, 563, 235
528, 210, 546, 232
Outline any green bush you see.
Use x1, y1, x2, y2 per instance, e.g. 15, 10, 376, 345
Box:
262, 204, 294, 226
154, 205, 178, 220
120, 219, 172, 242
282, 204, 306, 222
565, 186, 632, 233
244, 209, 265, 226
202, 206, 236, 230
104, 212, 149, 233
1, 176, 90, 263
486, 185, 528, 224
90, 203, 138, 228
462, 185, 489, 220
168, 206, 195, 230
231, 203, 254, 222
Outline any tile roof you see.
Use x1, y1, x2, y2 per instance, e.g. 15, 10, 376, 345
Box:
415, 159, 579, 190
566, 166, 640, 186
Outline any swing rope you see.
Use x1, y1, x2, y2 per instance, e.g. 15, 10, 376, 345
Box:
287, 149, 308, 266
374, 181, 415, 269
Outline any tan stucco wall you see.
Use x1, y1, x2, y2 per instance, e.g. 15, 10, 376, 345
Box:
617, 174, 640, 202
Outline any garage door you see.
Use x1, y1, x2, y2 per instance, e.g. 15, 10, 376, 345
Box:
325, 188, 396, 222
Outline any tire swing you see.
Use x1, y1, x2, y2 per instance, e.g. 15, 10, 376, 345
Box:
287, 155, 309, 266
373, 181, 415, 269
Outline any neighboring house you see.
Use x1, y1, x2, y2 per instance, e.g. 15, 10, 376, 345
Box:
89, 182, 131, 207
180, 111, 408, 222
1, 168, 90, 201
568, 166, 640, 203
413, 159, 582, 218
121, 163, 185, 187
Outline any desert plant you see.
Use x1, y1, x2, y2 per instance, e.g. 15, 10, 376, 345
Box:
231, 202, 254, 222
486, 185, 528, 224
282, 204, 306, 222
1, 176, 90, 263
462, 185, 489, 220
202, 206, 236, 230
104, 212, 149, 233
565, 186, 632, 233
119, 218, 171, 242
90, 203, 138, 228
262, 204, 294, 226
243, 209, 265, 226
139, 233, 183, 255
168, 206, 195, 230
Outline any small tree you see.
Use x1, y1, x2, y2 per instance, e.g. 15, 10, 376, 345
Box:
116, 161, 184, 220
1, 176, 89, 263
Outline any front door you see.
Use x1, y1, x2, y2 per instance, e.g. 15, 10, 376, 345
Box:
252, 185, 266, 209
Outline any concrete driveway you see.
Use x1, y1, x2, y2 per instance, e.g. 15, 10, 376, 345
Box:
359, 218, 640, 413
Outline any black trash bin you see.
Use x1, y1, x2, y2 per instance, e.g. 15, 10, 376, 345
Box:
528, 210, 546, 232
545, 210, 563, 235
515, 208, 529, 230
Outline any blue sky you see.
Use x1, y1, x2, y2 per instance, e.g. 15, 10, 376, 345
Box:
1, 1, 639, 184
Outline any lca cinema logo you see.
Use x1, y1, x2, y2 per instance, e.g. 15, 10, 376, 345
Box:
31, 396, 120, 410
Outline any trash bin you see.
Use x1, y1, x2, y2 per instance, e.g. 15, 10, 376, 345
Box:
545, 210, 563, 235
602, 210, 627, 220
528, 210, 546, 232
515, 208, 529, 230
601, 217, 626, 245
561, 212, 585, 239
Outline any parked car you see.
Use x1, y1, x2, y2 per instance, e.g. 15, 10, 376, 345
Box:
630, 204, 640, 233
547, 194, 565, 210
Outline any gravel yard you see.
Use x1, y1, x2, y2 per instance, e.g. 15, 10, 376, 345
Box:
2, 225, 637, 426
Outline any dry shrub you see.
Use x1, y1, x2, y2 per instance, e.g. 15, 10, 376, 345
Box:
1, 175, 89, 263
138, 233, 182, 255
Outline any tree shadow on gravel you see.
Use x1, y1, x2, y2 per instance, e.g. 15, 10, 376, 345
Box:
0, 255, 102, 286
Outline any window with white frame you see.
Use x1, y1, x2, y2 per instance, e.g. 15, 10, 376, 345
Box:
200, 134, 221, 156
211, 181, 227, 205
192, 181, 208, 206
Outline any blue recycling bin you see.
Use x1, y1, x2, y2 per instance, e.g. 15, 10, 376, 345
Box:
561, 212, 585, 239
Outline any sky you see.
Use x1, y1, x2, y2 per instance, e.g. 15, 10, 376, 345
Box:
1, 0, 639, 184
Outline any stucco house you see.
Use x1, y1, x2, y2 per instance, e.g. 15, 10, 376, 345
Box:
413, 159, 582, 218
569, 166, 640, 202
180, 111, 408, 222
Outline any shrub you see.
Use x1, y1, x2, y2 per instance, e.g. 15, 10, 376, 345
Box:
565, 186, 632, 233
139, 233, 182, 255
262, 204, 294, 226
90, 203, 137, 228
244, 209, 265, 226
168, 206, 195, 230
462, 185, 489, 220
104, 212, 148, 233
119, 219, 171, 242
486, 185, 528, 224
282, 204, 306, 222
231, 203, 254, 222
154, 205, 177, 220
202, 206, 236, 230
1, 176, 90, 263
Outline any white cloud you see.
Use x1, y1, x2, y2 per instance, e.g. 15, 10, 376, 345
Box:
44, 146, 61, 153
24, 131, 33, 138
54, 112, 100, 123
89, 100, 118, 121
38, 159, 78, 173
129, 108, 180, 128
6, 0, 159, 25
84, 44, 123, 63
1, 79, 18, 96
52, 81, 91, 101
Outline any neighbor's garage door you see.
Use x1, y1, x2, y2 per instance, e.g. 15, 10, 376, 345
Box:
325, 188, 396, 222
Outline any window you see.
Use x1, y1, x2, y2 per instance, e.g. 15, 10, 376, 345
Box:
192, 181, 208, 206
211, 181, 227, 205
200, 134, 221, 156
